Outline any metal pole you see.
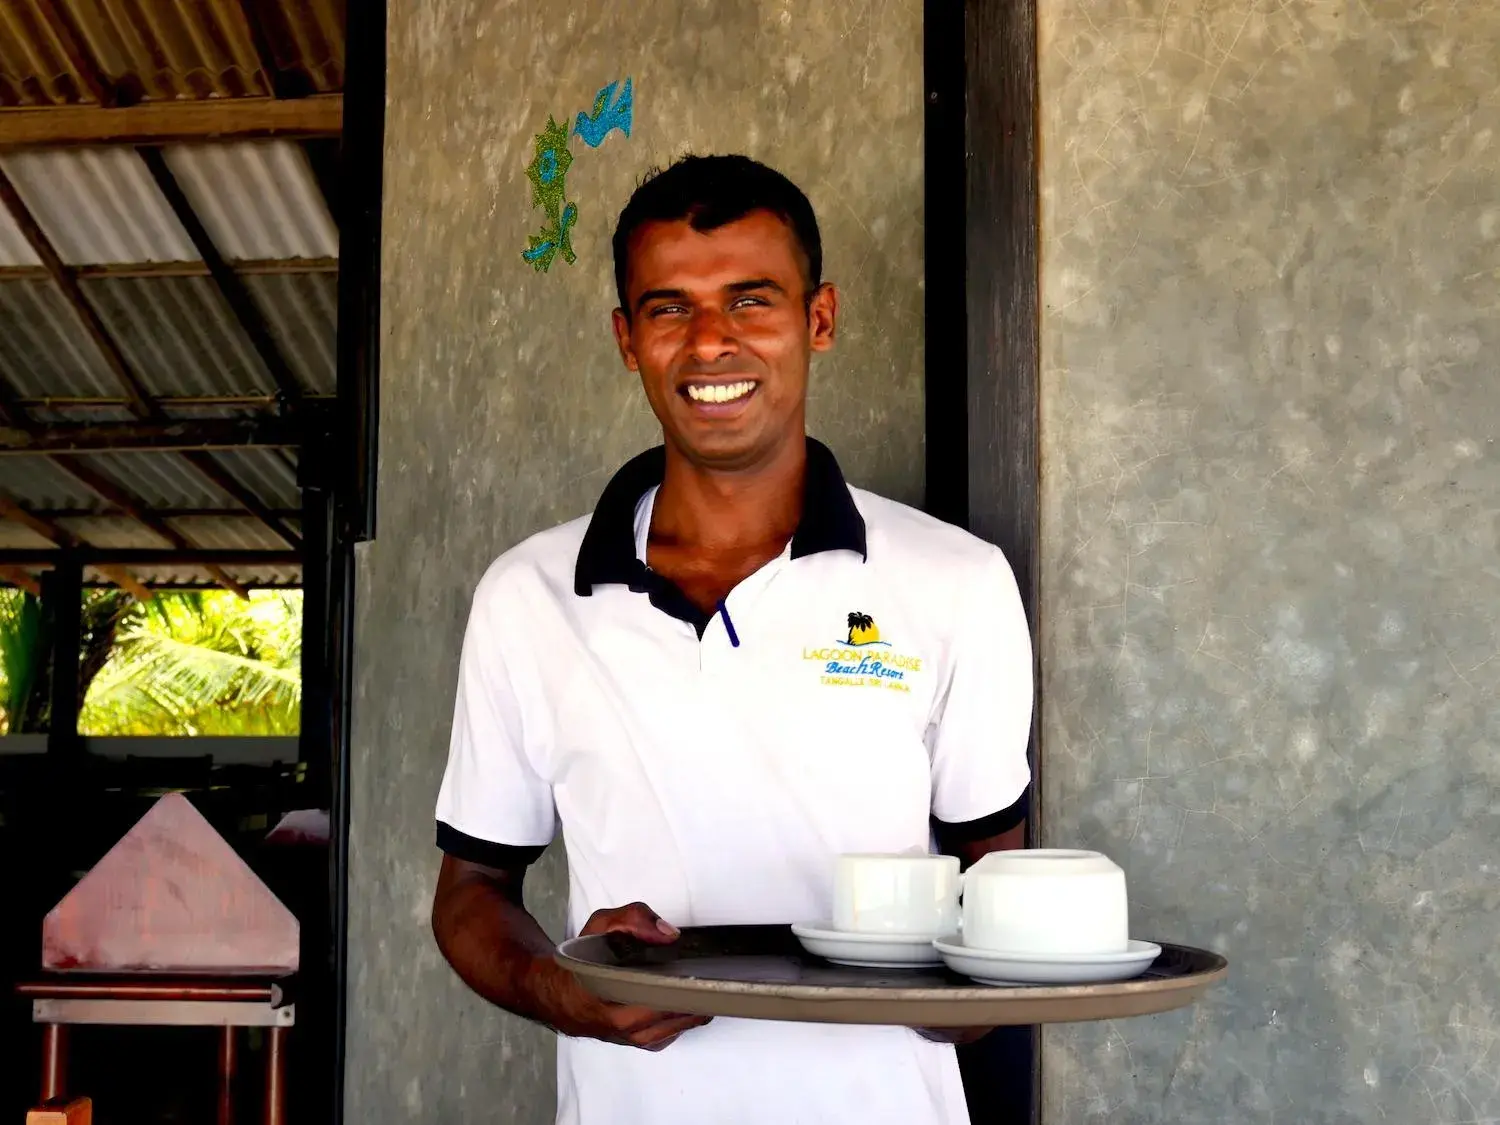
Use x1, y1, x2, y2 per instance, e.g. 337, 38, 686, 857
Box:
43, 557, 82, 758
40, 1023, 67, 1102
264, 1026, 287, 1125
217, 1026, 238, 1125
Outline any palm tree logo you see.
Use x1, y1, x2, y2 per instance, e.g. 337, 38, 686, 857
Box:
846, 611, 882, 646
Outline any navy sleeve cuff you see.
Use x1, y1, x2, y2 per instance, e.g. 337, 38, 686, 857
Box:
932, 790, 1029, 848
436, 820, 549, 869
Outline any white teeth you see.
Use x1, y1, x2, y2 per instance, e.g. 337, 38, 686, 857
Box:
687, 381, 755, 404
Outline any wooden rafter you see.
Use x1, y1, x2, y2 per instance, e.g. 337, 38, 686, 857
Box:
16, 394, 334, 411
0, 167, 156, 417
0, 490, 150, 600
49, 456, 249, 600
0, 258, 339, 282
0, 417, 299, 455
180, 451, 301, 550
138, 147, 306, 408
0, 566, 41, 596
0, 96, 343, 149
0, 549, 297, 566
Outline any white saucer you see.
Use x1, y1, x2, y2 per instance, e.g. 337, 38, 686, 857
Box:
791, 922, 944, 968
932, 938, 1162, 985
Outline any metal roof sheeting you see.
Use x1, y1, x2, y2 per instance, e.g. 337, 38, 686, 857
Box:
206, 449, 299, 509
0, 456, 106, 510
85, 562, 302, 589
167, 515, 296, 549
252, 0, 345, 94
62, 0, 267, 102
68, 452, 236, 509
0, 1, 98, 106
245, 272, 337, 393
82, 276, 277, 397
0, 205, 43, 266
0, 279, 118, 398
164, 142, 337, 260
0, 148, 198, 264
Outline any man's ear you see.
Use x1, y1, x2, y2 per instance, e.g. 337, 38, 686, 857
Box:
808, 283, 838, 352
611, 307, 639, 370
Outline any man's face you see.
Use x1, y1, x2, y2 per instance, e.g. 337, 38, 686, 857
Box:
612, 210, 837, 473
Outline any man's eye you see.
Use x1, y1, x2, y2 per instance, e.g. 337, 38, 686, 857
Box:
649, 304, 688, 317
731, 296, 769, 309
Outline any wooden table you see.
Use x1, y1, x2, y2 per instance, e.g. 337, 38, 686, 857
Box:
17, 977, 295, 1125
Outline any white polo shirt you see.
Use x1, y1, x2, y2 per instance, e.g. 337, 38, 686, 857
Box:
436, 439, 1033, 1125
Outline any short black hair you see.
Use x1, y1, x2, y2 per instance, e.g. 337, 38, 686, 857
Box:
612, 154, 823, 312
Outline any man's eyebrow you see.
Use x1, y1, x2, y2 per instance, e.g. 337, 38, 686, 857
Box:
635, 287, 689, 313
727, 278, 786, 295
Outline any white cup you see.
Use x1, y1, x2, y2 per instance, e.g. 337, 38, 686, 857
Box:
833, 852, 962, 936
958, 849, 1128, 955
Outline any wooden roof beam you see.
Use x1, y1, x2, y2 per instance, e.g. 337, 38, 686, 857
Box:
0, 96, 343, 149
0, 417, 299, 455
180, 451, 301, 550
0, 491, 150, 600
0, 549, 298, 566
48, 456, 248, 599
0, 168, 157, 417
139, 147, 306, 409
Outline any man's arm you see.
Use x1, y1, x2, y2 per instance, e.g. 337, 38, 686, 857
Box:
431, 854, 710, 1049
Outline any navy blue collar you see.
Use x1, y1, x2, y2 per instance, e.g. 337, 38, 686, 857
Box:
573, 437, 867, 597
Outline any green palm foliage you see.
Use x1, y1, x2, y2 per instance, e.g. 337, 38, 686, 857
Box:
0, 588, 302, 736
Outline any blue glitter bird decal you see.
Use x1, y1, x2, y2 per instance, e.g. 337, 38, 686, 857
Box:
574, 78, 633, 148
522, 202, 578, 273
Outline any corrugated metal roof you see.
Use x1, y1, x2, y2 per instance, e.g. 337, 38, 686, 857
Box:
53, 513, 167, 549
244, 271, 337, 393
0, 148, 198, 264
0, 455, 106, 510
0, 279, 119, 398
64, 0, 267, 102
167, 515, 296, 549
0, 203, 43, 267
0, 0, 344, 109
164, 142, 338, 260
0, 521, 56, 549
89, 562, 303, 589
205, 449, 300, 509
0, 1, 98, 106
82, 276, 279, 397
67, 452, 236, 509
252, 0, 345, 94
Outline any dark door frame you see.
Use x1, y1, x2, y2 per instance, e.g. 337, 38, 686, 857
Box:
925, 1, 1041, 1122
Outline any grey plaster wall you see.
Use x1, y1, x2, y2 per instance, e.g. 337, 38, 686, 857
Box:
346, 1, 924, 1121
1040, 3, 1500, 1123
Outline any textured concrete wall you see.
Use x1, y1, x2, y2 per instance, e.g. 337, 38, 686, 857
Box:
1040, 3, 1500, 1123
346, 1, 924, 1121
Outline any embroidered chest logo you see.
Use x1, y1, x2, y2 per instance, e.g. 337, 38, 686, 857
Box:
802, 612, 922, 693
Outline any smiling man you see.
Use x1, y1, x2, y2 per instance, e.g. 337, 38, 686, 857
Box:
430, 155, 1034, 1125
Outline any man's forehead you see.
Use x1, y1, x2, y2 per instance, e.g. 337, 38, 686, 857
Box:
626, 212, 804, 291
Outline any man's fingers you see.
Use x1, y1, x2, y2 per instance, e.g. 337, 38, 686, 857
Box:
625, 1013, 713, 1050
607, 1004, 709, 1035
581, 901, 680, 943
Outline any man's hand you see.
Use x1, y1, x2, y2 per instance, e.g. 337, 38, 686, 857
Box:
551, 902, 713, 1051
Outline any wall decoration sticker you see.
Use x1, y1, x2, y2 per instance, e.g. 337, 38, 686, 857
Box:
574, 78, 634, 149
520, 78, 635, 272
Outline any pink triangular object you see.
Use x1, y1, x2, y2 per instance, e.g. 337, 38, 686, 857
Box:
43, 793, 299, 974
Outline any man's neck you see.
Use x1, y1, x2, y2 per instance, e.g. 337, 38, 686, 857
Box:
650, 437, 806, 554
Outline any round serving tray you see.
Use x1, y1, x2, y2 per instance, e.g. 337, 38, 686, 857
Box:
557, 924, 1226, 1027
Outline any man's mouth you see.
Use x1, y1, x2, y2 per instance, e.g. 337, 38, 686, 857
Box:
683, 380, 757, 405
